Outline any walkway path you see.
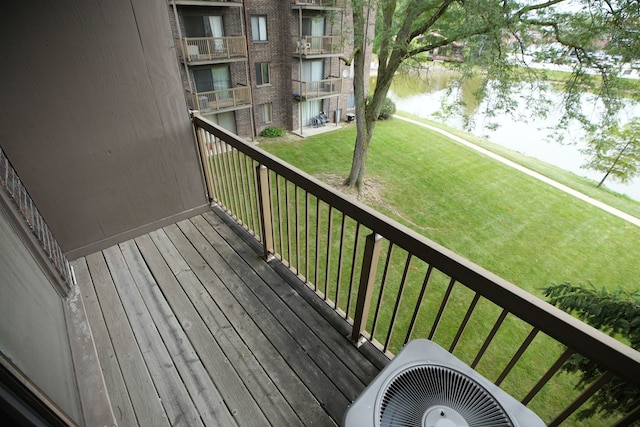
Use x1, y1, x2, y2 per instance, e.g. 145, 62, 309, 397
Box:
395, 115, 640, 228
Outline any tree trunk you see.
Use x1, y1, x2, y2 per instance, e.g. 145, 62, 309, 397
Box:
344, 0, 401, 193
598, 139, 633, 187
345, 116, 375, 191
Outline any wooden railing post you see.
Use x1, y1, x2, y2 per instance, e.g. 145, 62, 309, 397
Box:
256, 165, 274, 259
192, 112, 216, 204
351, 232, 382, 344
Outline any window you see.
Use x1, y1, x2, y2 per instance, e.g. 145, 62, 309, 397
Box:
251, 16, 267, 41
255, 63, 270, 86
347, 93, 356, 110
257, 103, 273, 124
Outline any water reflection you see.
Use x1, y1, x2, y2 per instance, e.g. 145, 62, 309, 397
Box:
382, 71, 640, 201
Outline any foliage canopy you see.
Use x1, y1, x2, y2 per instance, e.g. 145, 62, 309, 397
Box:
543, 283, 640, 421
346, 0, 640, 190
581, 118, 640, 187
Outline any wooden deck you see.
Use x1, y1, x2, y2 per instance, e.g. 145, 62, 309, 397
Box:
71, 208, 386, 427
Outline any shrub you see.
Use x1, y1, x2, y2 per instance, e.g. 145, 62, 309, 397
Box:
260, 126, 285, 138
366, 95, 396, 120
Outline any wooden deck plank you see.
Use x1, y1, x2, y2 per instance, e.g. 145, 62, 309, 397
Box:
175, 217, 352, 423
74, 211, 384, 426
199, 211, 382, 383
194, 212, 374, 397
119, 239, 237, 427
72, 257, 138, 427
85, 252, 170, 427
154, 226, 319, 426
135, 231, 271, 427
103, 245, 204, 427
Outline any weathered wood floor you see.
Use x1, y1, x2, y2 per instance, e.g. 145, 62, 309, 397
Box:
71, 209, 385, 426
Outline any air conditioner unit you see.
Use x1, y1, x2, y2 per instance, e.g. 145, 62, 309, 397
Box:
344, 340, 545, 427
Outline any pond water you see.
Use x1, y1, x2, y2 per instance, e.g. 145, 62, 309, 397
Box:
384, 70, 640, 202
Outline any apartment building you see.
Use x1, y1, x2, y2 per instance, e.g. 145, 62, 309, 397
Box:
168, 0, 365, 137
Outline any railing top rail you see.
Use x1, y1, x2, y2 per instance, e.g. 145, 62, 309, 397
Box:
183, 35, 245, 41
292, 77, 342, 84
192, 115, 640, 385
188, 86, 250, 95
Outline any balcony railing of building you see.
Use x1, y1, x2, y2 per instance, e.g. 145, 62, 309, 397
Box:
0, 146, 73, 293
173, 0, 242, 5
292, 77, 342, 100
292, 0, 344, 8
192, 115, 640, 426
293, 35, 343, 57
186, 86, 251, 113
181, 36, 247, 63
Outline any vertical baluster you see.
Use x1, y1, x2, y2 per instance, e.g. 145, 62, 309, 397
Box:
294, 185, 301, 276
344, 222, 361, 320
313, 199, 322, 291
428, 277, 457, 340
285, 180, 292, 266
231, 149, 247, 226
471, 309, 509, 368
548, 371, 614, 427
449, 293, 481, 353
212, 135, 230, 208
384, 253, 413, 352
256, 165, 274, 259
274, 174, 284, 260
223, 142, 240, 219
522, 348, 574, 405
404, 265, 434, 345
304, 192, 310, 283
324, 206, 334, 300
334, 213, 347, 309
370, 241, 394, 341
612, 405, 640, 426
248, 158, 260, 236
351, 232, 382, 344
495, 327, 539, 386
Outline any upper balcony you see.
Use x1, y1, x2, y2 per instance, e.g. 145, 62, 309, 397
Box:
186, 86, 251, 113
292, 77, 342, 100
292, 0, 344, 10
293, 35, 343, 58
173, 0, 243, 6
180, 36, 247, 64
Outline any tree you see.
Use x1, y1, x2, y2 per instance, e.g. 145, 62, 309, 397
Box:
581, 118, 640, 188
542, 283, 640, 422
345, 0, 640, 192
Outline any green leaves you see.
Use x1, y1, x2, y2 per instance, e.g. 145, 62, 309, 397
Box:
542, 282, 640, 421
581, 118, 640, 187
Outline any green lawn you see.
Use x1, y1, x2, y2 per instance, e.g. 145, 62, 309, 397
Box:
257, 119, 639, 425
259, 118, 640, 298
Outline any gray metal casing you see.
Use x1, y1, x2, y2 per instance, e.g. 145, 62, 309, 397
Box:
344, 339, 546, 427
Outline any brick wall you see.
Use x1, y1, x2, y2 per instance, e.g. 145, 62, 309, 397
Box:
168, 0, 372, 136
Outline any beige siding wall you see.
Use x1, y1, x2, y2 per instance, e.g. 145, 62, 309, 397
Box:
0, 0, 208, 258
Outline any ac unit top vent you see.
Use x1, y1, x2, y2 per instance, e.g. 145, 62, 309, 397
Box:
344, 340, 546, 427
378, 363, 512, 427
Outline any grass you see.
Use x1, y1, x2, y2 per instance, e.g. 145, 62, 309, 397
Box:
396, 111, 640, 219
260, 119, 640, 297
257, 119, 639, 425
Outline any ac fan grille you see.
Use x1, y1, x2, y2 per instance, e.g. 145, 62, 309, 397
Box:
377, 364, 514, 427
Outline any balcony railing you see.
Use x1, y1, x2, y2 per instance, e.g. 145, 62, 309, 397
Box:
192, 115, 640, 426
292, 0, 343, 7
186, 86, 251, 112
293, 35, 343, 56
173, 0, 242, 5
0, 146, 73, 292
181, 36, 247, 63
292, 77, 342, 100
